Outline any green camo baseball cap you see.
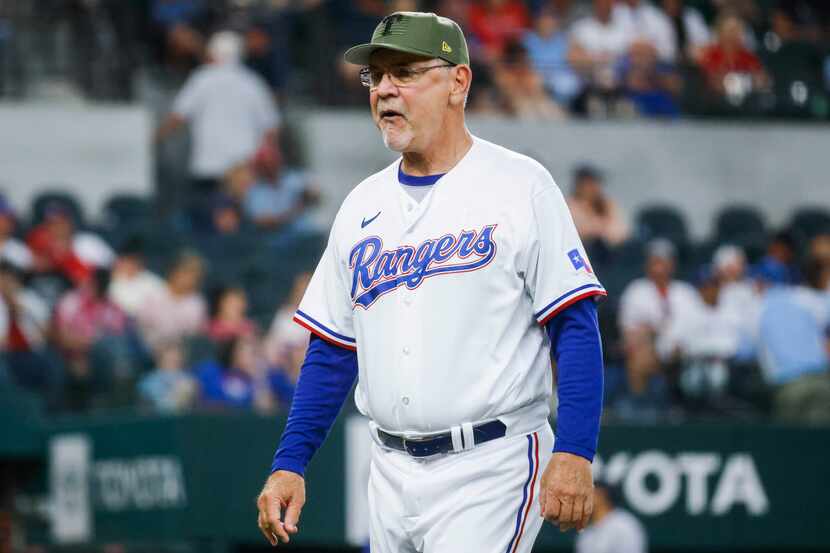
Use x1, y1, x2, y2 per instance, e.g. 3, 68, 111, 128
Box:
343, 11, 469, 66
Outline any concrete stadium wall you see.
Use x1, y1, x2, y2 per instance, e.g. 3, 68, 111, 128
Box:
304, 110, 830, 240
0, 104, 152, 222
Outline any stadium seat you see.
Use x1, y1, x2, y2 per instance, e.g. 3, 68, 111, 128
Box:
789, 207, 830, 242
31, 190, 85, 228
713, 205, 768, 262
602, 239, 647, 299
102, 193, 153, 229
715, 205, 766, 241
635, 205, 689, 247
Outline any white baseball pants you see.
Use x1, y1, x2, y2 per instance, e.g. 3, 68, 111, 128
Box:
368, 422, 554, 553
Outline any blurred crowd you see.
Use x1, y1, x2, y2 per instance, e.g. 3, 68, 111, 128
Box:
3, 160, 830, 426
566, 164, 830, 424
0, 130, 321, 415
1, 0, 829, 119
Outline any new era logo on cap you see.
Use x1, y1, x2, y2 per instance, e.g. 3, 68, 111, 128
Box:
568, 249, 593, 274
442, 41, 452, 53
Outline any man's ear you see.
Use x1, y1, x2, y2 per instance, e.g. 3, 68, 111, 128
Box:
448, 64, 472, 108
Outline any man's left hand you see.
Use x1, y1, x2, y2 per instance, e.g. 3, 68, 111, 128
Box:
539, 451, 594, 532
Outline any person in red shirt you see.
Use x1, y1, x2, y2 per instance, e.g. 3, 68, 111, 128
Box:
467, 0, 531, 60
26, 203, 92, 285
698, 13, 769, 97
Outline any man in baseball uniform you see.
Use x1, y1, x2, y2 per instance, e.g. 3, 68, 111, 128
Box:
256, 12, 606, 552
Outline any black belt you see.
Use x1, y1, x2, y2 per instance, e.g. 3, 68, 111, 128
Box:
377, 420, 507, 457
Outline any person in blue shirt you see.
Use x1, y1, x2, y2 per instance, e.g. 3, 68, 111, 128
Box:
758, 258, 830, 422
522, 8, 584, 107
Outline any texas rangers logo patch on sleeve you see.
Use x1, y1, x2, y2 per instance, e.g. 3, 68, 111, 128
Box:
349, 225, 498, 309
568, 248, 593, 274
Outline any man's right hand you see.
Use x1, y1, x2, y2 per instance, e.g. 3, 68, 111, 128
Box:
256, 470, 306, 546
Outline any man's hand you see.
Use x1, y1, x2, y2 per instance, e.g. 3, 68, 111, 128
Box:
256, 470, 306, 546
539, 452, 594, 532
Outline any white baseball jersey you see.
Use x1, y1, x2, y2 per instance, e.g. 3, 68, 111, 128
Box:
294, 136, 605, 436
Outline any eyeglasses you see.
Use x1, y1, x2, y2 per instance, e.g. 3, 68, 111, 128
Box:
359, 63, 455, 89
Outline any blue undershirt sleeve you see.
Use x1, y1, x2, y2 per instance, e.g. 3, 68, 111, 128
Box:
271, 334, 358, 476
545, 298, 604, 462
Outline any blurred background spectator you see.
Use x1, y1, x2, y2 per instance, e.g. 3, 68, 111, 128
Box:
567, 163, 630, 255
137, 250, 207, 349
155, 30, 280, 219
206, 285, 257, 342
138, 338, 197, 413
575, 482, 648, 553
697, 13, 769, 109
758, 257, 830, 423
522, 7, 584, 107
108, 239, 166, 319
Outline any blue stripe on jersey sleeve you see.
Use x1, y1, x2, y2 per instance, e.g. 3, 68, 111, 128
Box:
545, 298, 604, 461
271, 335, 358, 476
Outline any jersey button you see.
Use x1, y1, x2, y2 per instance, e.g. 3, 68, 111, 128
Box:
402, 346, 410, 355
401, 396, 410, 405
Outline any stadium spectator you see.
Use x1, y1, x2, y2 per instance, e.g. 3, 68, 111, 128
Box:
138, 339, 197, 413
243, 142, 320, 234
265, 272, 311, 383
209, 195, 244, 236
569, 0, 634, 107
0, 261, 56, 397
575, 482, 648, 553
26, 203, 92, 285
467, 0, 531, 60
758, 258, 830, 423
137, 251, 207, 349
660, 0, 712, 63
53, 268, 130, 410
205, 286, 257, 342
522, 8, 584, 106
605, 325, 670, 423
698, 14, 769, 101
493, 40, 566, 118
155, 31, 280, 196
616, 39, 682, 117
108, 240, 166, 319
0, 198, 32, 270
656, 268, 743, 403
753, 230, 799, 285
196, 335, 273, 412
615, 0, 678, 62
712, 244, 761, 342
657, 268, 732, 357
618, 239, 699, 340
566, 164, 630, 248
762, 7, 826, 115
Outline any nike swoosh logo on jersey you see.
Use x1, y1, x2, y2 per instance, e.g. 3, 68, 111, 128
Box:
361, 211, 381, 228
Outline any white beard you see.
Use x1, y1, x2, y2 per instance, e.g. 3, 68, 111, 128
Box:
379, 121, 414, 152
